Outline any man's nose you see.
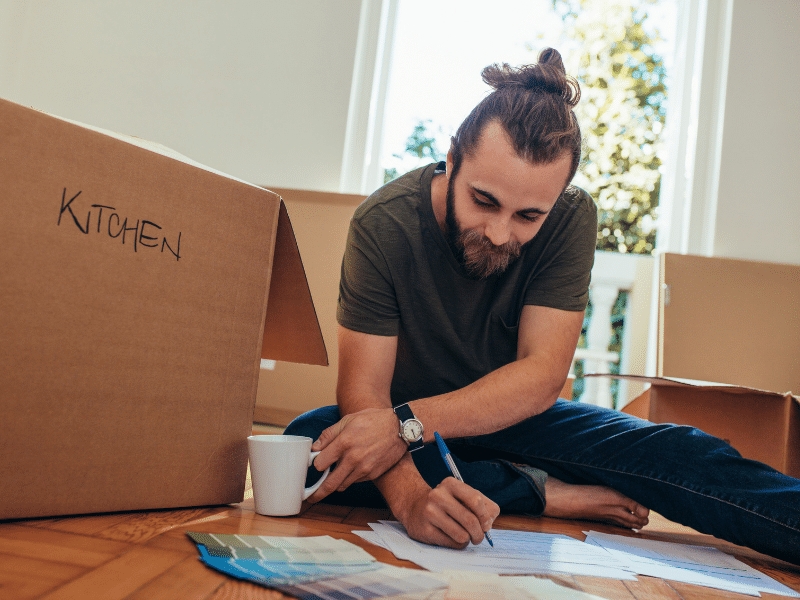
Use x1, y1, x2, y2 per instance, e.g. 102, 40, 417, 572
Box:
484, 217, 512, 247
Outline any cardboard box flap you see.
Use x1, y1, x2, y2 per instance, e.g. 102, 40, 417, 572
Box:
261, 200, 329, 366
585, 373, 799, 404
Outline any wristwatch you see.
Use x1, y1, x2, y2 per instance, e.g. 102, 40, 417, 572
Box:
393, 403, 424, 452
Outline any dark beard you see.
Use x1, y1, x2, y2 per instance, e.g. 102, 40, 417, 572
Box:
444, 175, 522, 279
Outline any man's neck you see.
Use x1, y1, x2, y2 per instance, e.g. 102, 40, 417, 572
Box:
430, 171, 448, 233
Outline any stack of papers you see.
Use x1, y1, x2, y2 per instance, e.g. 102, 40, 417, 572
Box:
355, 522, 800, 598
584, 531, 800, 598
354, 521, 634, 579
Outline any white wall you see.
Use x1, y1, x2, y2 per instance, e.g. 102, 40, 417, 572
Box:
0, 0, 361, 192
712, 0, 800, 264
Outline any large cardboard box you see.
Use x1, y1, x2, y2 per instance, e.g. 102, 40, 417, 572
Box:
586, 254, 800, 478
657, 253, 800, 393
0, 98, 327, 519
611, 375, 800, 478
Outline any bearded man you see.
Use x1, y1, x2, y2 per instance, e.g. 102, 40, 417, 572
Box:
285, 49, 800, 565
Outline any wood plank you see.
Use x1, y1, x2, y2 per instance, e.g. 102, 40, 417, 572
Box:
0, 524, 130, 567
299, 503, 356, 523
572, 576, 641, 600
620, 576, 687, 600
0, 551, 85, 600
341, 506, 393, 526
39, 546, 186, 600
93, 508, 221, 544
667, 582, 756, 600
22, 512, 137, 535
208, 578, 291, 599
125, 555, 226, 600
0, 571, 60, 600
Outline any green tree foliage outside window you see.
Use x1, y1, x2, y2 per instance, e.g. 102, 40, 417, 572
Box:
384, 120, 446, 184
552, 0, 667, 255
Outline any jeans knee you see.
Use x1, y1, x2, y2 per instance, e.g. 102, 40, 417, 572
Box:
284, 405, 340, 440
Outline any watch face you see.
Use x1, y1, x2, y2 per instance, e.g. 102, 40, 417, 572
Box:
402, 419, 423, 441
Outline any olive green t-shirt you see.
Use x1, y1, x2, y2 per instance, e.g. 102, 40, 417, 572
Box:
337, 162, 597, 406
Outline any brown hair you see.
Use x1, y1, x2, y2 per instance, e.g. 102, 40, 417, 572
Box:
450, 48, 582, 185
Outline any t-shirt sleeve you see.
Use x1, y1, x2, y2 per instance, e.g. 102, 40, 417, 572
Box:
523, 189, 598, 311
337, 217, 401, 336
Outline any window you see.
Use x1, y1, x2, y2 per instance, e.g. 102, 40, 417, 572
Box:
378, 0, 676, 256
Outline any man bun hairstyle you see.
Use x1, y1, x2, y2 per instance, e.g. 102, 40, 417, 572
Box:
451, 47, 582, 186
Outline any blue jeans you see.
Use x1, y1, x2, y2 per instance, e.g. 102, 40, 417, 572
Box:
285, 400, 800, 565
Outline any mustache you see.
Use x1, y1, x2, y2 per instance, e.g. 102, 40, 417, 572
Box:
458, 229, 522, 279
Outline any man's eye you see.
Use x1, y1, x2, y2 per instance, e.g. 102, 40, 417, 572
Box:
518, 213, 540, 223
472, 196, 493, 209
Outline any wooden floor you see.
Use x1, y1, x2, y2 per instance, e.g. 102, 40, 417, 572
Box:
2, 476, 799, 600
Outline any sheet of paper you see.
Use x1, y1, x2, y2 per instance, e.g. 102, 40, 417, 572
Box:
584, 531, 800, 598
274, 564, 446, 600
354, 529, 390, 550
187, 532, 375, 563
364, 521, 635, 580
506, 575, 613, 600
441, 570, 535, 600
345, 571, 614, 600
443, 571, 613, 600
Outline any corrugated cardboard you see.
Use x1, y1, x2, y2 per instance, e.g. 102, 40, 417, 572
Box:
254, 187, 364, 426
598, 375, 800, 478
0, 97, 327, 519
658, 253, 800, 393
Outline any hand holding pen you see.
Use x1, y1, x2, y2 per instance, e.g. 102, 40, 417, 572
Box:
434, 432, 494, 547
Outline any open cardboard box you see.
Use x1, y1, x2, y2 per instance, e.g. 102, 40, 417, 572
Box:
587, 375, 799, 478
0, 97, 327, 519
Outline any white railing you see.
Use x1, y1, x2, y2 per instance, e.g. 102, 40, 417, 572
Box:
572, 251, 653, 409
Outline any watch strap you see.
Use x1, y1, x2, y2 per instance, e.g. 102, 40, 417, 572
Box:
393, 403, 424, 452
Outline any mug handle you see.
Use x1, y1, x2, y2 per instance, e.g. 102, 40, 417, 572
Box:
302, 451, 331, 500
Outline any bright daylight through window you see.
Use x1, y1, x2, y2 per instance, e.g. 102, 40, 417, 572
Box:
380, 0, 676, 257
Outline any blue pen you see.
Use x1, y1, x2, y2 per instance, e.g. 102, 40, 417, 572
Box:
434, 432, 494, 547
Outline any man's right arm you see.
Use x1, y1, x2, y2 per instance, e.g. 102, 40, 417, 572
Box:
309, 325, 498, 548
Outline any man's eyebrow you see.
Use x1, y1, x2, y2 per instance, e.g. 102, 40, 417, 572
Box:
519, 207, 550, 216
472, 186, 502, 207
472, 186, 550, 215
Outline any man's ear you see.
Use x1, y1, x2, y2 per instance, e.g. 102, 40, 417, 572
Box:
446, 146, 455, 179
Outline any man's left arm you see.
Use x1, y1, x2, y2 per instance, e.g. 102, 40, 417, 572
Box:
313, 303, 583, 472
410, 303, 584, 441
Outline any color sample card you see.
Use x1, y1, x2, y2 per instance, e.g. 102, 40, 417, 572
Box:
194, 545, 445, 599
188, 532, 375, 563
196, 545, 381, 585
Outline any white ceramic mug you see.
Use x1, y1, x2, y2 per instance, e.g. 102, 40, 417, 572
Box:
247, 434, 330, 516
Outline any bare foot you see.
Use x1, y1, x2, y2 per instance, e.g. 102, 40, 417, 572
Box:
543, 476, 650, 530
